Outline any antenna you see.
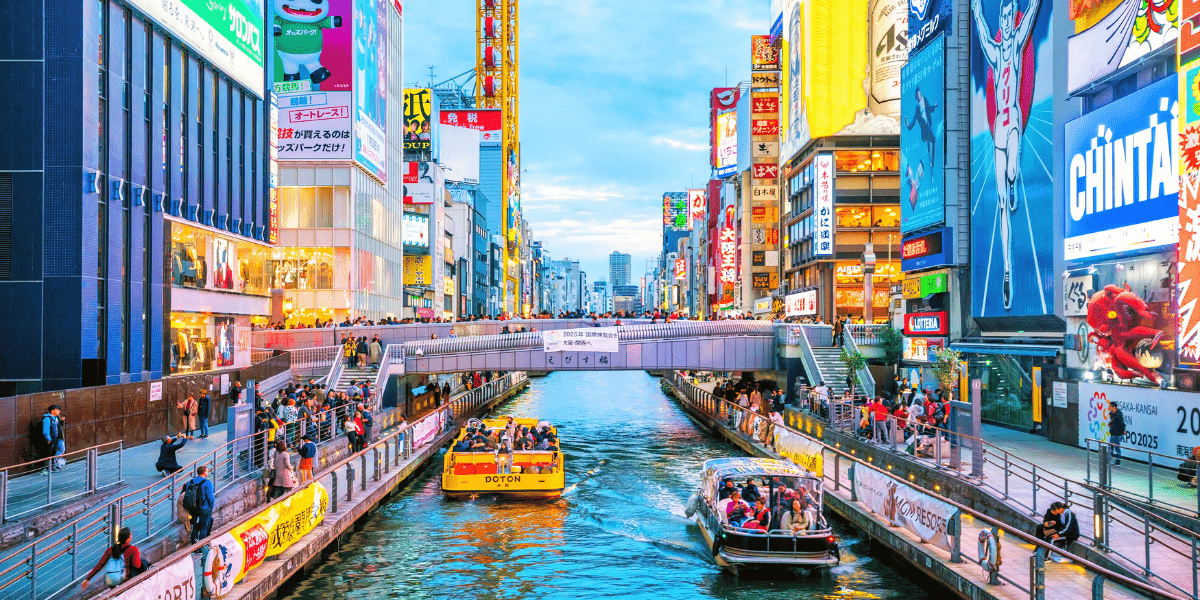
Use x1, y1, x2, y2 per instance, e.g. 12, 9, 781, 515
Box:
427, 66, 436, 87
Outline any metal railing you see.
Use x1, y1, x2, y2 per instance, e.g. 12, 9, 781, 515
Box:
780, 325, 826, 391
289, 345, 343, 371
100, 371, 527, 600
323, 351, 345, 390
666, 373, 1191, 600
250, 349, 274, 364
844, 324, 887, 345
841, 334, 876, 398
0, 442, 124, 522
1085, 438, 1200, 519
786, 382, 1200, 599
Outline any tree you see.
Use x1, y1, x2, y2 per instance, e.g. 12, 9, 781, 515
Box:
931, 348, 963, 401
841, 347, 866, 385
878, 326, 904, 367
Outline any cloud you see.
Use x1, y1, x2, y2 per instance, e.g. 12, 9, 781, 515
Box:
652, 136, 709, 152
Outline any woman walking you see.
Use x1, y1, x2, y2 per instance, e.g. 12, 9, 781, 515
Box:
176, 394, 198, 439
271, 441, 296, 498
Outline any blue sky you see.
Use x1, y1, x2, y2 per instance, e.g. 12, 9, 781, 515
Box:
403, 0, 771, 281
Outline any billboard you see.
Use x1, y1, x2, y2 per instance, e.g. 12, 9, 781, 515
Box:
780, 0, 907, 160
1063, 252, 1176, 385
785, 290, 818, 316
751, 35, 780, 70
688, 189, 706, 223
1063, 74, 1179, 262
438, 125, 481, 184
402, 213, 429, 248
813, 154, 834, 255
402, 162, 441, 204
901, 35, 945, 234
1078, 383, 1199, 466
352, 0, 388, 181
674, 258, 687, 280
1067, 0, 1178, 93
663, 192, 690, 231
404, 88, 434, 158
715, 112, 738, 178
1182, 175, 1200, 366
909, 0, 951, 53
403, 254, 432, 286
273, 0, 353, 161
969, 0, 1054, 318
718, 224, 738, 284
440, 109, 502, 143
711, 88, 740, 168
901, 227, 953, 271
134, 0, 264, 95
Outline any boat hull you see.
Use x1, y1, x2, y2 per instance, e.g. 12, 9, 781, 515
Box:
441, 472, 564, 499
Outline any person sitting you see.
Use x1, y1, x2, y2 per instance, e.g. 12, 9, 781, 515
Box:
750, 499, 771, 529
717, 479, 737, 501
780, 499, 810, 534
514, 434, 534, 451
1036, 501, 1079, 562
1179, 447, 1199, 488
155, 434, 187, 475
723, 490, 750, 521
727, 504, 752, 528
741, 479, 761, 504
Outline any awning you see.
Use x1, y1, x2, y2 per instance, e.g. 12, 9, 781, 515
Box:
950, 342, 1060, 358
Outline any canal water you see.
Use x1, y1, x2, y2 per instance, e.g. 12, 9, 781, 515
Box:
282, 371, 935, 600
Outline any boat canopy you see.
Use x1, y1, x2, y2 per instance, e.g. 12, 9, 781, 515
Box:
701, 458, 812, 483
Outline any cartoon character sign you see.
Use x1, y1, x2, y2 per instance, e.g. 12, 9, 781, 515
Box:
1086, 284, 1169, 384
273, 0, 344, 85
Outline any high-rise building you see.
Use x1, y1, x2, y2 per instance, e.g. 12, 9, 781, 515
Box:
609, 252, 632, 287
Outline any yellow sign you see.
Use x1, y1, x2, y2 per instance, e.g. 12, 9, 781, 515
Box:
774, 428, 824, 476
903, 278, 922, 299
403, 255, 432, 286
1031, 367, 1042, 423
222, 482, 328, 585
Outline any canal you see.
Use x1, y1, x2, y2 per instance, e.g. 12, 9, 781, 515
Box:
281, 371, 936, 600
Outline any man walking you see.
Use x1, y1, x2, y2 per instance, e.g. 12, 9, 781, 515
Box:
1108, 401, 1126, 465
41, 405, 65, 471
183, 466, 215, 545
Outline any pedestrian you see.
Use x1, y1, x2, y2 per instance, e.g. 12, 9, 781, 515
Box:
297, 434, 316, 483
833, 316, 844, 346
357, 403, 373, 443
369, 335, 382, 367
356, 336, 369, 368
228, 380, 243, 404
1178, 447, 1199, 487
344, 337, 355, 367
871, 396, 890, 444
80, 526, 145, 589
40, 405, 65, 471
155, 434, 187, 475
176, 394, 198, 439
183, 465, 215, 545
343, 411, 360, 452
845, 373, 856, 398
1108, 401, 1126, 465
815, 381, 830, 414
197, 392, 211, 438
271, 441, 296, 498
353, 410, 367, 451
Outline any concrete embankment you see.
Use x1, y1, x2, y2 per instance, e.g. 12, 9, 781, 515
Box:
95, 377, 529, 600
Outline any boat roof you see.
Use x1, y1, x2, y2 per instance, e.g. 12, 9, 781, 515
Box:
702, 458, 814, 481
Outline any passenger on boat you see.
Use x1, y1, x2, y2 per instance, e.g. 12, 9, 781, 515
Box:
781, 499, 811, 533
505, 417, 517, 440
721, 490, 750, 520
514, 432, 534, 450
751, 499, 770, 528
497, 435, 513, 474
717, 479, 737, 500
741, 479, 762, 503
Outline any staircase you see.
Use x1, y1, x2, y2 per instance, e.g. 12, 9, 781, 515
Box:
333, 365, 378, 394
809, 347, 854, 397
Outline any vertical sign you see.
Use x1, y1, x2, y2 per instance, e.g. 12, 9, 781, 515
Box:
814, 154, 834, 255
688, 189, 706, 223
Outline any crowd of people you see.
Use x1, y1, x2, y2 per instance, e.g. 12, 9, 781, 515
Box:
716, 477, 826, 534
451, 417, 560, 474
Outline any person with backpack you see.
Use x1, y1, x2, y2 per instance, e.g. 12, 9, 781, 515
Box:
39, 405, 64, 472
183, 466, 215, 544
81, 527, 145, 589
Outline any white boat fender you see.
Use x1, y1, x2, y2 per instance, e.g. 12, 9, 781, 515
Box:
977, 529, 1000, 573
684, 493, 699, 518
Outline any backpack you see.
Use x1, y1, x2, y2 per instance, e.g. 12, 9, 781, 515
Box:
103, 544, 126, 587
932, 402, 946, 421
182, 480, 202, 513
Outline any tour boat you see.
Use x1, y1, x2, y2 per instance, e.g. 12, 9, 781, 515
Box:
441, 417, 564, 499
686, 458, 839, 573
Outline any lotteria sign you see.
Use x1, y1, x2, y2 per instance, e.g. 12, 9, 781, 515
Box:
904, 311, 949, 335
901, 227, 952, 271
1064, 74, 1179, 261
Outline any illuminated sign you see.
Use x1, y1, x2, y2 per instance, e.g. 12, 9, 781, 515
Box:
751, 272, 779, 289
710, 88, 740, 168
440, 109, 502, 143
904, 311, 949, 335
902, 337, 946, 362
751, 35, 780, 70
718, 226, 738, 284
751, 71, 780, 88
752, 163, 779, 179
402, 213, 429, 247
674, 258, 687, 280
900, 227, 952, 271
751, 95, 780, 115
716, 112, 739, 175
1064, 74, 1179, 261
751, 119, 779, 136
688, 189, 706, 223
903, 271, 949, 299
785, 290, 818, 316
663, 192, 690, 231
814, 155, 834, 255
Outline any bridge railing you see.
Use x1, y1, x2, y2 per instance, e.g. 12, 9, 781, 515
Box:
0, 441, 124, 523
400, 321, 776, 359
665, 373, 1194, 600
845, 323, 887, 346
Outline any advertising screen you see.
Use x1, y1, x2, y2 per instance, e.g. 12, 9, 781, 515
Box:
1063, 74, 1178, 262
785, 290, 818, 316
402, 213, 429, 248
438, 125, 481, 184
909, 0, 951, 53
440, 109, 502, 143
1063, 252, 1176, 384
402, 162, 440, 204
711, 88, 740, 168
1067, 0, 1178, 93
134, 0, 264, 95
404, 88, 434, 158
273, 0, 354, 161
663, 192, 690, 232
352, 0, 387, 181
780, 0, 906, 161
969, 0, 1055, 318
901, 227, 952, 271
901, 35, 946, 234
716, 112, 738, 177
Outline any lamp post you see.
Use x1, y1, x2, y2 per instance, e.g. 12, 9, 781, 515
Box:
862, 242, 877, 323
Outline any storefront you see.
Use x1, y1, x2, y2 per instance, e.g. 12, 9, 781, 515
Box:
952, 343, 1060, 429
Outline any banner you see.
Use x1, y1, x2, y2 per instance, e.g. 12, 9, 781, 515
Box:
854, 466, 957, 550
900, 35, 946, 234
543, 328, 620, 353
1068, 0, 1178, 93
412, 411, 440, 447
1077, 382, 1199, 467
114, 555, 197, 600
273, 0, 355, 161
773, 428, 824, 476
131, 0, 264, 95
352, 0, 388, 182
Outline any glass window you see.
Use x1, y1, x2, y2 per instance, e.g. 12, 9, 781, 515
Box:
265, 247, 335, 290
836, 206, 873, 228
279, 187, 297, 229
315, 187, 334, 227
298, 186, 315, 228
835, 150, 899, 173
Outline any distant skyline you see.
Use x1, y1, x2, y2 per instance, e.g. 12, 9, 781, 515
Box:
402, 0, 770, 279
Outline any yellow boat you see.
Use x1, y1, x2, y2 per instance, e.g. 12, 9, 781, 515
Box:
441, 417, 564, 499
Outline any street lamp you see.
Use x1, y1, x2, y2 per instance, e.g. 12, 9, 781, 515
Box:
861, 242, 877, 323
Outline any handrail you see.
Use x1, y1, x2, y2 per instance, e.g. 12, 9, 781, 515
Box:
0, 441, 125, 522
842, 334, 876, 398
667, 373, 1191, 600
1084, 438, 1200, 519
782, 324, 826, 391
844, 324, 886, 345
322, 349, 344, 389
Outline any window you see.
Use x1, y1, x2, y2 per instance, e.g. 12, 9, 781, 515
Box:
835, 150, 899, 173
